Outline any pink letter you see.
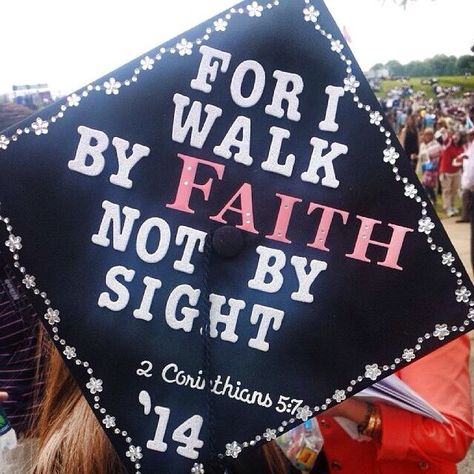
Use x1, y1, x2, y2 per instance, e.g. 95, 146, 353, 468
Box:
307, 203, 349, 251
346, 216, 414, 270
210, 183, 258, 234
266, 193, 302, 244
167, 154, 225, 214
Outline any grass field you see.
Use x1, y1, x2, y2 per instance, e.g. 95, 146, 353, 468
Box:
375, 75, 474, 99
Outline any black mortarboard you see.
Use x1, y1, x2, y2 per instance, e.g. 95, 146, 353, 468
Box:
0, 1, 472, 473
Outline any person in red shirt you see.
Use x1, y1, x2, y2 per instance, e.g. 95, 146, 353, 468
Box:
230, 336, 473, 474
439, 131, 467, 217
314, 336, 473, 474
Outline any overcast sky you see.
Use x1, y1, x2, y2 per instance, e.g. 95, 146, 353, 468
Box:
0, 0, 472, 95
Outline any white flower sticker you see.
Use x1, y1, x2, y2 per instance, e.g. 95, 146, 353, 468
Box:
67, 93, 81, 107
5, 234, 22, 252
31, 118, 49, 135
433, 324, 450, 341
140, 56, 155, 70
263, 428, 277, 441
369, 111, 383, 126
402, 348, 415, 362
441, 252, 455, 266
0, 135, 9, 150
364, 364, 381, 381
225, 441, 242, 458
296, 405, 312, 421
455, 286, 471, 303
126, 445, 143, 462
404, 184, 417, 199
418, 217, 435, 235
86, 377, 103, 394
22, 274, 36, 289
468, 308, 474, 320
191, 463, 205, 474
331, 40, 344, 53
214, 18, 228, 32
333, 389, 346, 403
383, 147, 399, 165
45, 308, 60, 325
102, 414, 116, 429
176, 38, 193, 56
303, 5, 319, 22
63, 346, 76, 360
343, 75, 360, 93
247, 1, 263, 17
104, 78, 121, 95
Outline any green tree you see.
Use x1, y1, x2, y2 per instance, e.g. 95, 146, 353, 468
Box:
456, 55, 474, 74
430, 55, 452, 76
446, 55, 457, 75
405, 60, 430, 76
386, 60, 404, 77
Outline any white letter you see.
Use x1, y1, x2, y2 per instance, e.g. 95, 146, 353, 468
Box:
136, 217, 171, 264
265, 70, 304, 122
290, 256, 327, 303
133, 276, 162, 321
91, 201, 140, 251
248, 304, 285, 352
213, 116, 253, 166
162, 363, 179, 384
319, 85, 344, 132
173, 226, 207, 274
209, 294, 246, 343
230, 60, 266, 108
261, 126, 295, 177
68, 125, 109, 176
172, 94, 222, 149
248, 245, 286, 294
98, 265, 135, 311
166, 285, 201, 333
301, 138, 348, 189
110, 137, 150, 189
190, 45, 232, 93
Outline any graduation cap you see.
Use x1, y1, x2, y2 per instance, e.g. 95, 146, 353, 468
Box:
0, 1, 472, 472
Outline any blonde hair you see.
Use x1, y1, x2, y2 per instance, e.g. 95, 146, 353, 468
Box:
33, 336, 125, 474
32, 335, 285, 474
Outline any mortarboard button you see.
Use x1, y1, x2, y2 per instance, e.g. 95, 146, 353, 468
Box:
212, 226, 244, 258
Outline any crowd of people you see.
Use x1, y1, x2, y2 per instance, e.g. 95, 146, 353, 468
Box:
381, 83, 474, 220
